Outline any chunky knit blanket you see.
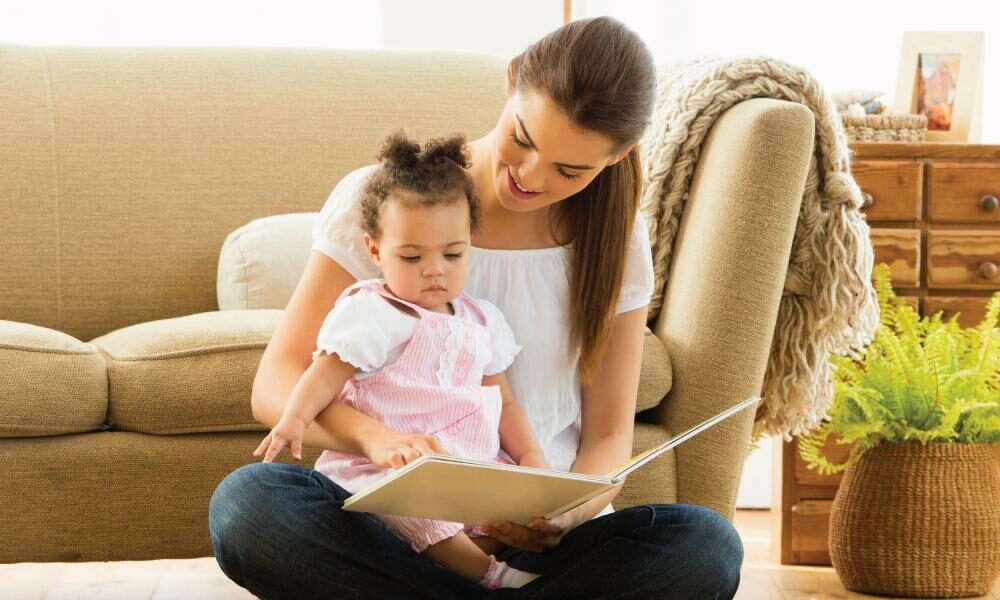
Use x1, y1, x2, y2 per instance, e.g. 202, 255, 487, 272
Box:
639, 57, 880, 439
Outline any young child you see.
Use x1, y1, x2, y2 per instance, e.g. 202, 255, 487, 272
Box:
253, 131, 546, 590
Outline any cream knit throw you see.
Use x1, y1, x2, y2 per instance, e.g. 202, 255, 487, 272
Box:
639, 57, 880, 439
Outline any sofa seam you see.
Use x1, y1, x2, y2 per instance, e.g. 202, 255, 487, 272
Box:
0, 424, 102, 432
94, 346, 113, 430
118, 424, 267, 434
42, 50, 63, 328
0, 343, 98, 355
97, 341, 269, 361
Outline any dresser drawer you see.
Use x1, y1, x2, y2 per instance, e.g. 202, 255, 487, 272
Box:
927, 230, 1000, 289
924, 296, 994, 328
852, 160, 923, 221
791, 500, 832, 565
928, 162, 1000, 223
870, 228, 921, 287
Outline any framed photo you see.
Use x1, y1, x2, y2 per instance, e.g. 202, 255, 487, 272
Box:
893, 32, 985, 142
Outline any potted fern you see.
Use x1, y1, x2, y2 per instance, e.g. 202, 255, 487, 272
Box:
799, 263, 1000, 598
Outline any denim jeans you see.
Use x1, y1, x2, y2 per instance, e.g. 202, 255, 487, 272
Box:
209, 463, 743, 599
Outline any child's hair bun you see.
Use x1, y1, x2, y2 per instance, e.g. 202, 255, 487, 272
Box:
376, 130, 422, 170
423, 135, 470, 170
360, 130, 480, 239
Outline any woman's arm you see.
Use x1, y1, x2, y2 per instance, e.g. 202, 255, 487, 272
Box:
485, 372, 548, 468
252, 250, 387, 454
565, 305, 647, 525
481, 306, 648, 551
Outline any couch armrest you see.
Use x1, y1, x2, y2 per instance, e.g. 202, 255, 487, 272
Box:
646, 98, 815, 520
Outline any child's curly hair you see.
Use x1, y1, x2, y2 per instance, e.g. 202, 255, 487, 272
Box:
360, 131, 480, 239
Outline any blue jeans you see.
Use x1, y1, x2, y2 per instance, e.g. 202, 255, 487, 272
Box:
208, 463, 743, 599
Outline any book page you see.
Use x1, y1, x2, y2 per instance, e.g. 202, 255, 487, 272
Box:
342, 459, 613, 525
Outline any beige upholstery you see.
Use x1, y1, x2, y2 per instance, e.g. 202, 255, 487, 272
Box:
90, 310, 283, 434
0, 44, 813, 562
647, 99, 815, 518
217, 213, 316, 311
0, 321, 107, 437
0, 46, 508, 342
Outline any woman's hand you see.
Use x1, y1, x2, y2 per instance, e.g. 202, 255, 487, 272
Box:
362, 429, 449, 469
482, 511, 578, 552
253, 415, 308, 462
517, 451, 549, 470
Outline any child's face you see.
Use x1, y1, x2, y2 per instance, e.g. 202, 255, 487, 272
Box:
363, 195, 472, 312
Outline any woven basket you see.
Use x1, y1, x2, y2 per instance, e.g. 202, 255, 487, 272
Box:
841, 113, 928, 142
830, 442, 1000, 598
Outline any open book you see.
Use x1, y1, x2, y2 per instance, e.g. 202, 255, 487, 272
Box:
343, 395, 760, 525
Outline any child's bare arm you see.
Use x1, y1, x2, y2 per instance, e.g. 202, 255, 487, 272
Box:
254, 353, 358, 462
484, 372, 548, 469
256, 352, 449, 466
284, 353, 358, 426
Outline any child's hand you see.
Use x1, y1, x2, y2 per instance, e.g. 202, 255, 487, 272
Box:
362, 430, 449, 470
253, 415, 308, 463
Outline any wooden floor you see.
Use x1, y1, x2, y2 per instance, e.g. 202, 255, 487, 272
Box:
1, 510, 997, 599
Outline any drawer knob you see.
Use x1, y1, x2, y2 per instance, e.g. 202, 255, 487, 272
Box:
861, 192, 875, 208
980, 261, 998, 279
981, 195, 999, 211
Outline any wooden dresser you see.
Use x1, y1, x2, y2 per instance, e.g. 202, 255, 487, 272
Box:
775, 142, 1000, 565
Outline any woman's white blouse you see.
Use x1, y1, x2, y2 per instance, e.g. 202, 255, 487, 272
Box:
312, 165, 655, 477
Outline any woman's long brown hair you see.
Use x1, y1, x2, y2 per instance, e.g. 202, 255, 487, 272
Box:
509, 17, 655, 383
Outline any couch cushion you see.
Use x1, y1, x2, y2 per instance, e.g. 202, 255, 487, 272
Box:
0, 320, 108, 437
2, 46, 507, 342
91, 307, 669, 436
90, 310, 281, 434
614, 422, 677, 509
638, 329, 672, 412
217, 213, 315, 311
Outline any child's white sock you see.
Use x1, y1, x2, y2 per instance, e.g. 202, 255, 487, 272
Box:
479, 555, 540, 590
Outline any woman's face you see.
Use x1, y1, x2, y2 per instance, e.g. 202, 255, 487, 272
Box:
489, 87, 630, 214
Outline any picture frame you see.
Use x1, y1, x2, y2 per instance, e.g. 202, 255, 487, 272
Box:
893, 31, 985, 143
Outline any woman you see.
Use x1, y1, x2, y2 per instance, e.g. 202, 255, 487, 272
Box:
209, 16, 743, 599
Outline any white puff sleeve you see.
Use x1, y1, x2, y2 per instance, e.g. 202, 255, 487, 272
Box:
312, 288, 416, 373
477, 299, 523, 376
617, 211, 655, 314
311, 165, 382, 282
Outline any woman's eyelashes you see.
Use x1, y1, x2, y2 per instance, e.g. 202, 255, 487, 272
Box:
508, 130, 582, 181
509, 130, 530, 149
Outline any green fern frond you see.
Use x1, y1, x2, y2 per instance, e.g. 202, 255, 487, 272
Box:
797, 264, 1000, 473
797, 424, 850, 475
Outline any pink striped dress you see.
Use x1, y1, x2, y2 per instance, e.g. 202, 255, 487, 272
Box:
313, 279, 521, 553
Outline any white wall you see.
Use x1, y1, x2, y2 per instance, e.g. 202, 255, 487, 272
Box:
381, 0, 563, 58
0, 1, 563, 60
0, 0, 382, 47
576, 0, 999, 143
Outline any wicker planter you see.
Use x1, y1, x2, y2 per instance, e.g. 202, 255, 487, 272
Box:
841, 113, 928, 142
830, 442, 1000, 598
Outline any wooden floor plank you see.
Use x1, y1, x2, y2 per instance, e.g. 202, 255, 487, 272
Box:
0, 510, 995, 599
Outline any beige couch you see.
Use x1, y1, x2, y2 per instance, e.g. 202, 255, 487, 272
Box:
0, 45, 815, 563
